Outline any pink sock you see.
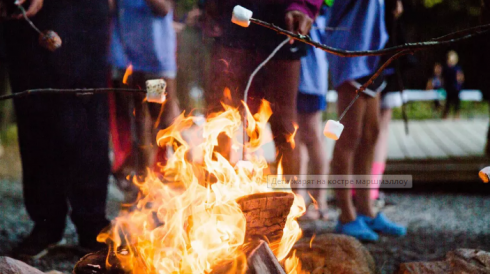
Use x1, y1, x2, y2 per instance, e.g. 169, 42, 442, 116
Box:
370, 162, 386, 200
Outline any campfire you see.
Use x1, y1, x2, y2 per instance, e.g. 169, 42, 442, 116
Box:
74, 100, 306, 274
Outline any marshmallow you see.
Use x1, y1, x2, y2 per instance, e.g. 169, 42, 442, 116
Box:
479, 167, 490, 183
324, 120, 344, 140
232, 5, 253, 27
146, 79, 167, 104
39, 30, 62, 52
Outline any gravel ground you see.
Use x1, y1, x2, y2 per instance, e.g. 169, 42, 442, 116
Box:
1, 177, 489, 274
300, 186, 490, 274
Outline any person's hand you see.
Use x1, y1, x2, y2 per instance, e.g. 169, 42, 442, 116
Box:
393, 0, 403, 19
12, 0, 43, 19
285, 10, 313, 36
145, 0, 172, 17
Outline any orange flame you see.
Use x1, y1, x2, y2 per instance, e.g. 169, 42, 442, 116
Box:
223, 87, 232, 102
99, 100, 305, 273
307, 191, 318, 210
287, 123, 299, 150
309, 234, 316, 249
284, 250, 307, 274
122, 64, 133, 85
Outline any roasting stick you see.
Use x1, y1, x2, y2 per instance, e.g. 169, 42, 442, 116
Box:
238, 5, 490, 141
0, 81, 168, 104
241, 38, 290, 160
232, 6, 291, 160
16, 3, 42, 34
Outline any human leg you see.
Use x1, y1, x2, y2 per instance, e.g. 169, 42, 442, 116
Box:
371, 107, 392, 200
353, 95, 381, 218
263, 59, 300, 175
330, 83, 367, 224
298, 111, 328, 217
205, 45, 257, 160
67, 94, 110, 249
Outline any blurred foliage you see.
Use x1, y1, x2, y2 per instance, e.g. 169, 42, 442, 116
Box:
0, 125, 18, 145
423, 0, 443, 8
175, 0, 198, 18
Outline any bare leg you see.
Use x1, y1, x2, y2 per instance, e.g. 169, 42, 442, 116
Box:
371, 107, 392, 199
354, 94, 381, 218
205, 45, 257, 160
263, 60, 301, 176
298, 111, 328, 216
331, 83, 367, 224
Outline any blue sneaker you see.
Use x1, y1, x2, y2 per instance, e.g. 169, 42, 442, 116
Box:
335, 218, 379, 242
358, 212, 407, 237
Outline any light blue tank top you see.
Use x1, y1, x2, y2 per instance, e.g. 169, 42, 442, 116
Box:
325, 0, 388, 89
110, 0, 177, 74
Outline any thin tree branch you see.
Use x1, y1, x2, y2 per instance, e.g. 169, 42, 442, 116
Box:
249, 18, 490, 57
0, 88, 146, 101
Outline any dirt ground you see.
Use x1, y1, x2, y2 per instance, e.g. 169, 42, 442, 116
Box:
1, 140, 490, 274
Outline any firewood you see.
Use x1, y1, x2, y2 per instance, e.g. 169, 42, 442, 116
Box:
236, 192, 294, 243
73, 247, 149, 274
244, 239, 286, 274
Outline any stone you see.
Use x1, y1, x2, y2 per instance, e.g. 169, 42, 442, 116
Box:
397, 249, 490, 274
446, 249, 490, 273
0, 256, 44, 274
397, 261, 450, 274
292, 234, 376, 274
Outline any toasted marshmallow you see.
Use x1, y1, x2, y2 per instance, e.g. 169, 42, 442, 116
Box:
324, 120, 344, 140
146, 79, 167, 104
39, 30, 62, 52
479, 167, 490, 183
232, 5, 253, 27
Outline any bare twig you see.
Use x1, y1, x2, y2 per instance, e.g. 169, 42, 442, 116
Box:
17, 4, 42, 34
249, 18, 490, 57
338, 50, 411, 121
0, 88, 146, 101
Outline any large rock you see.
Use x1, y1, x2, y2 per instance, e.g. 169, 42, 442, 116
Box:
0, 256, 44, 274
292, 234, 376, 274
397, 249, 490, 274
446, 249, 490, 273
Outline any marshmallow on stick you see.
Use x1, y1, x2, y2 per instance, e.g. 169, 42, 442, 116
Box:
232, 5, 253, 27
39, 30, 62, 52
479, 167, 490, 183
146, 79, 167, 104
324, 120, 344, 140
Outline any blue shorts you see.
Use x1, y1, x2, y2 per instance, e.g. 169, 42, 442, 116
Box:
297, 92, 326, 114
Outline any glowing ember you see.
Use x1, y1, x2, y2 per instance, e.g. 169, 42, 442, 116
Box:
97, 100, 305, 273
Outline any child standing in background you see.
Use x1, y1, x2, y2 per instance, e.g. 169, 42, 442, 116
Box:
297, 4, 329, 220
110, 0, 180, 201
442, 50, 464, 119
326, 0, 406, 241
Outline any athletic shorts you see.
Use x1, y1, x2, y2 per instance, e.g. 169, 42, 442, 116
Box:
297, 92, 326, 114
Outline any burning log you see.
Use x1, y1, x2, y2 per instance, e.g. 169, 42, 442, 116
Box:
74, 240, 288, 274
236, 192, 294, 244
244, 240, 287, 274
73, 247, 150, 274
74, 192, 294, 274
